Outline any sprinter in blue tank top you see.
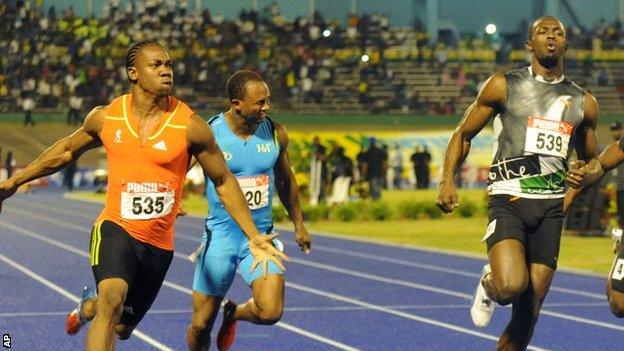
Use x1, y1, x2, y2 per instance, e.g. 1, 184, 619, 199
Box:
187, 71, 311, 351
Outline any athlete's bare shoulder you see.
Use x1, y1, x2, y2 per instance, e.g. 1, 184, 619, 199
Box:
583, 91, 599, 125
83, 106, 107, 137
186, 114, 215, 151
272, 120, 290, 150
477, 73, 507, 107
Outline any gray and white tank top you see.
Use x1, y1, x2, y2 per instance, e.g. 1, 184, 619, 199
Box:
487, 67, 586, 199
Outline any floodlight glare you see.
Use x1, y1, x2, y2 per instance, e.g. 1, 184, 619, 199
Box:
485, 23, 497, 35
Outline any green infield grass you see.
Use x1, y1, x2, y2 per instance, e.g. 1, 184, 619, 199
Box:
67, 189, 614, 274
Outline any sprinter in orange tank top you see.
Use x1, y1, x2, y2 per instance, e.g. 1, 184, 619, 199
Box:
0, 41, 287, 351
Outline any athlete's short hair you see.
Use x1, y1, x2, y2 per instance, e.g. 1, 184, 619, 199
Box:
226, 70, 265, 101
527, 16, 565, 40
125, 40, 162, 82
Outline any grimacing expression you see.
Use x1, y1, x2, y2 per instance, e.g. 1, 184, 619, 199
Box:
128, 45, 173, 97
527, 18, 567, 66
235, 81, 270, 125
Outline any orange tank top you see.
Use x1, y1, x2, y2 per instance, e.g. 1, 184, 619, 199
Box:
96, 94, 193, 250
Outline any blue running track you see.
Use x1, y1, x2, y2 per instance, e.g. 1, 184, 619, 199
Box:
0, 191, 621, 350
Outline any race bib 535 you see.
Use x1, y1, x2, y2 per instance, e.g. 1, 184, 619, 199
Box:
121, 182, 175, 220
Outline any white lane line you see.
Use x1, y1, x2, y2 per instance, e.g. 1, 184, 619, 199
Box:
0, 253, 173, 351
7, 205, 201, 243
548, 286, 605, 299
32, 196, 607, 298
0, 221, 540, 350
275, 322, 361, 351
282, 242, 606, 300
1, 302, 608, 319
539, 310, 624, 331
0, 221, 360, 351
2, 216, 617, 335
289, 257, 472, 299
274, 225, 604, 278
284, 282, 548, 351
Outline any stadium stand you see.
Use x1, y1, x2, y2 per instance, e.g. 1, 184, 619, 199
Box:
0, 1, 623, 116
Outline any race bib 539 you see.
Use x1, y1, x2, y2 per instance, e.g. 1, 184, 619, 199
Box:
525, 117, 573, 158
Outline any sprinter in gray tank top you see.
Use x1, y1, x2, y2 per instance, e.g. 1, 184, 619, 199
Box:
436, 16, 599, 350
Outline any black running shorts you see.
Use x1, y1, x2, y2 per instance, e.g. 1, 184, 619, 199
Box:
484, 194, 564, 270
90, 220, 173, 325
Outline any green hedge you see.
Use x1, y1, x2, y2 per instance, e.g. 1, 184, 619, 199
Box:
295, 198, 484, 223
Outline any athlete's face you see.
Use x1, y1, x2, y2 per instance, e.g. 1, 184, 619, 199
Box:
527, 18, 567, 67
611, 129, 623, 141
128, 45, 173, 97
234, 81, 271, 126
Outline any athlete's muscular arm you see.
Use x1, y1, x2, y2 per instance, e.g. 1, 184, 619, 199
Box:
272, 122, 311, 254
564, 93, 601, 211
0, 107, 104, 214
186, 115, 288, 273
575, 93, 600, 161
436, 74, 506, 213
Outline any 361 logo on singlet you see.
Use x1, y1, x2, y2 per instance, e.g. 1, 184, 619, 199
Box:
120, 182, 175, 220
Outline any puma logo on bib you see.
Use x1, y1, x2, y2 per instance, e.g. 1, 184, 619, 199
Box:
525, 95, 574, 158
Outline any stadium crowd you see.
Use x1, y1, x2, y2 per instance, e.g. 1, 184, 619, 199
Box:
1, 0, 624, 117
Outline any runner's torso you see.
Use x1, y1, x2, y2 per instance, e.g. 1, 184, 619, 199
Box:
97, 94, 193, 250
487, 67, 586, 199
204, 113, 280, 233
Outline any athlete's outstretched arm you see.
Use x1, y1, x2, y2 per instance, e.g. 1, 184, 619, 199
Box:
566, 141, 624, 189
436, 74, 506, 213
272, 122, 311, 254
0, 107, 104, 213
186, 115, 288, 274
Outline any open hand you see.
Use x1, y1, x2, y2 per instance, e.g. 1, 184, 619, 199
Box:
248, 233, 289, 278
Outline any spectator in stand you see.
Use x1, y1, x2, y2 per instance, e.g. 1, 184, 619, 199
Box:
68, 85, 84, 125
22, 93, 35, 127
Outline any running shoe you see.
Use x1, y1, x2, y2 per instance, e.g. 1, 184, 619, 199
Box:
65, 286, 96, 335
216, 299, 238, 351
470, 264, 495, 328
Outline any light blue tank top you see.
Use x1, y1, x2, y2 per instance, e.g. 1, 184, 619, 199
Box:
204, 112, 279, 234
